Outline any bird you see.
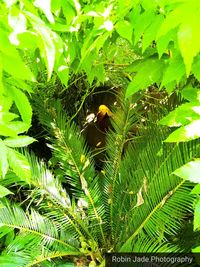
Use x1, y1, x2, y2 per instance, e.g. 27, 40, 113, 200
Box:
82, 104, 113, 168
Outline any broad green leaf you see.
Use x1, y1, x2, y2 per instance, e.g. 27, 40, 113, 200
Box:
61, 0, 76, 26
192, 54, 200, 82
173, 159, 200, 182
7, 86, 32, 125
25, 12, 56, 80
0, 95, 13, 112
0, 112, 18, 123
4, 136, 36, 147
17, 31, 38, 50
56, 57, 69, 86
116, 20, 133, 44
0, 55, 2, 91
2, 53, 35, 82
0, 140, 8, 178
0, 226, 12, 239
191, 184, 200, 195
0, 185, 13, 198
194, 198, 200, 230
6, 77, 33, 93
157, 3, 185, 39
34, 26, 56, 81
0, 29, 18, 57
142, 15, 164, 53
7, 148, 31, 182
181, 86, 200, 102
191, 184, 200, 194
178, 20, 200, 76
156, 29, 176, 58
159, 103, 200, 127
8, 6, 27, 45
0, 122, 29, 139
0, 124, 18, 137
161, 54, 185, 88
165, 119, 200, 142
126, 57, 166, 97
34, 0, 54, 24
133, 9, 155, 45
193, 246, 200, 253
51, 0, 62, 14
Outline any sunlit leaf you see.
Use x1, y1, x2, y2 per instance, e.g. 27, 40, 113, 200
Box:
191, 184, 200, 194
192, 54, 200, 81
194, 198, 200, 230
8, 6, 27, 45
181, 86, 200, 103
25, 12, 56, 80
193, 246, 200, 253
4, 136, 36, 147
161, 54, 185, 89
0, 112, 18, 123
173, 159, 200, 182
34, 0, 54, 24
126, 57, 166, 97
133, 9, 155, 45
159, 103, 200, 127
116, 20, 133, 44
2, 52, 35, 82
0, 185, 13, 198
178, 20, 200, 76
142, 15, 164, 52
164, 119, 200, 142
7, 86, 32, 125
7, 148, 31, 182
0, 140, 8, 178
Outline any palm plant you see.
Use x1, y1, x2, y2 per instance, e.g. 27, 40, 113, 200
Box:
0, 91, 199, 267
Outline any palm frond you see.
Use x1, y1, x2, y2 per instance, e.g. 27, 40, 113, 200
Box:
114, 127, 199, 252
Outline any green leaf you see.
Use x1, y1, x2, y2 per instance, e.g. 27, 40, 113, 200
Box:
7, 86, 32, 125
0, 140, 8, 178
8, 6, 27, 45
191, 184, 200, 194
7, 148, 31, 182
2, 52, 35, 82
173, 159, 200, 182
0, 185, 13, 198
142, 15, 164, 53
192, 246, 200, 253
161, 54, 185, 89
156, 29, 176, 58
34, 0, 54, 24
164, 119, 200, 142
0, 112, 18, 123
157, 4, 184, 39
126, 57, 166, 97
194, 198, 200, 230
181, 86, 200, 102
0, 124, 18, 137
178, 20, 200, 76
25, 12, 56, 80
3, 136, 36, 147
159, 103, 200, 127
116, 20, 133, 44
17, 31, 38, 50
192, 54, 200, 81
35, 26, 56, 81
61, 0, 75, 26
133, 9, 155, 45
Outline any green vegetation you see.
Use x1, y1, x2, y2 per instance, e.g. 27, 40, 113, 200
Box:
0, 0, 200, 266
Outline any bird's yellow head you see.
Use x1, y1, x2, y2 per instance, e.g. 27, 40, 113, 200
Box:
97, 105, 113, 118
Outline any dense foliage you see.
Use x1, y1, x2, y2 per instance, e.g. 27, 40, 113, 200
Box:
0, 0, 200, 266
